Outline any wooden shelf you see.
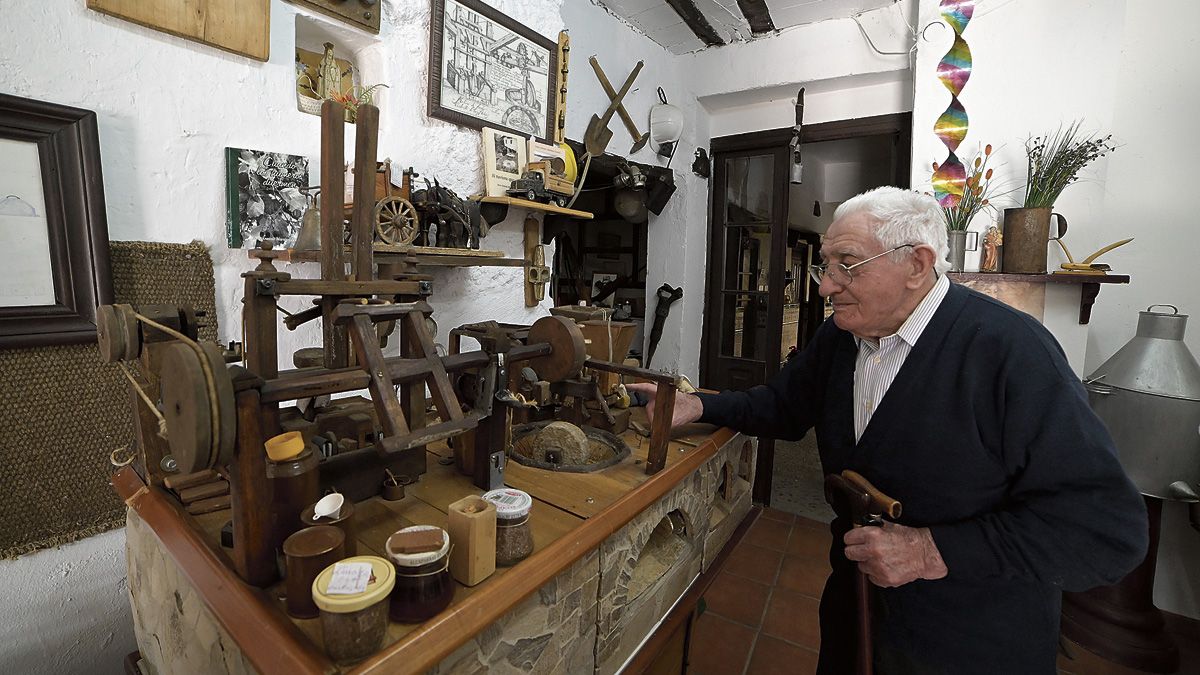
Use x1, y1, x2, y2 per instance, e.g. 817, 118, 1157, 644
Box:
948, 272, 1130, 285
281, 245, 525, 268
948, 271, 1130, 324
472, 195, 594, 219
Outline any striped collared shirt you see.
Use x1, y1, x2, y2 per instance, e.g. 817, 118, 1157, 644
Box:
853, 274, 950, 441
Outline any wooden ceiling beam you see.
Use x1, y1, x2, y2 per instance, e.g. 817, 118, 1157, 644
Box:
664, 0, 725, 47
736, 0, 776, 34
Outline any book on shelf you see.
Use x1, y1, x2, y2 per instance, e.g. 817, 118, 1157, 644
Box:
482, 127, 527, 197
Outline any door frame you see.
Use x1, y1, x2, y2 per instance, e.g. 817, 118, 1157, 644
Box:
701, 112, 913, 503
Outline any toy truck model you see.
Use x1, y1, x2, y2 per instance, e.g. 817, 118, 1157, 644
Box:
506, 160, 574, 207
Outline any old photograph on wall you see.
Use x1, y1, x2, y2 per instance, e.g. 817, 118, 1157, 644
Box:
225, 148, 310, 248
429, 0, 556, 140
0, 138, 55, 307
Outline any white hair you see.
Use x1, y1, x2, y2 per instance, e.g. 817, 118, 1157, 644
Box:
833, 186, 949, 276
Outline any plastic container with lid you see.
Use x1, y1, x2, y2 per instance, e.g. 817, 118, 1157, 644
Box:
482, 488, 534, 566
267, 446, 320, 552
282, 525, 345, 619
385, 525, 454, 623
312, 555, 395, 665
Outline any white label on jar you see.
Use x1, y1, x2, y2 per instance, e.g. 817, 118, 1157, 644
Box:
327, 561, 373, 595
493, 493, 525, 506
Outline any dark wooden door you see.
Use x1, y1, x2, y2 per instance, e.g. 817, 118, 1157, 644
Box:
700, 139, 791, 393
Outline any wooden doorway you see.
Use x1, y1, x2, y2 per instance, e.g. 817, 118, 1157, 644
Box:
700, 113, 912, 503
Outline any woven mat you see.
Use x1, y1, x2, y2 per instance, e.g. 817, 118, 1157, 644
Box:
0, 241, 218, 558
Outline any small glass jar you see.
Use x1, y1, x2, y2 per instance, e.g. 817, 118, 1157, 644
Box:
482, 488, 534, 566
385, 525, 454, 623
267, 447, 320, 552
312, 555, 395, 665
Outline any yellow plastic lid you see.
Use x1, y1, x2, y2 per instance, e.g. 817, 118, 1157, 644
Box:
265, 431, 304, 461
312, 555, 395, 614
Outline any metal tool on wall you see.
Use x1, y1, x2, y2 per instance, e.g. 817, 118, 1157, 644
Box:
790, 87, 805, 184
583, 60, 643, 157
644, 283, 683, 368
589, 56, 649, 153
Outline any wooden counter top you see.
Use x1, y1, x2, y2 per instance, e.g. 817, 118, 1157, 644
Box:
116, 414, 737, 675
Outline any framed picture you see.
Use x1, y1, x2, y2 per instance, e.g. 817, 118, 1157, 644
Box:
482, 127, 527, 197
429, 0, 557, 141
0, 94, 112, 349
225, 147, 310, 248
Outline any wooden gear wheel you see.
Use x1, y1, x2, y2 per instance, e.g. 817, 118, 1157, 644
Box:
374, 196, 419, 245
160, 342, 236, 473
526, 315, 586, 382
96, 303, 140, 362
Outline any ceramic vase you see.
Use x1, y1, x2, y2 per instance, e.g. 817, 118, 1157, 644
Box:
946, 230, 967, 272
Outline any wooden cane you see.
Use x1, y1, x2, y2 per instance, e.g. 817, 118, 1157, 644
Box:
824, 470, 903, 675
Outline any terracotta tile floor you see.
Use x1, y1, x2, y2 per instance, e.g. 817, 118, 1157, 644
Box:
687, 507, 1199, 675
688, 508, 828, 675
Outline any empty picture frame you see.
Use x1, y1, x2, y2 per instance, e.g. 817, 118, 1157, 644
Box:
0, 94, 113, 348
428, 0, 557, 141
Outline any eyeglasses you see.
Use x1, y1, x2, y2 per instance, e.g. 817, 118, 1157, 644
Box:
808, 244, 915, 286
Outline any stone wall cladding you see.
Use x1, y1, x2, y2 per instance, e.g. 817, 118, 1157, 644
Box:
594, 453, 715, 673
126, 510, 257, 675
430, 548, 601, 675
701, 436, 757, 572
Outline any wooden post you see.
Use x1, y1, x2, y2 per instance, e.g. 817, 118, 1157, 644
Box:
320, 99, 349, 369
646, 381, 676, 474
230, 379, 276, 587
351, 104, 379, 282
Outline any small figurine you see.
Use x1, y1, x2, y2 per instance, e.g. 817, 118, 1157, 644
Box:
981, 225, 1003, 272
316, 42, 342, 100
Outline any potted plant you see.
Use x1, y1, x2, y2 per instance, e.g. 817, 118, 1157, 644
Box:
1003, 121, 1116, 273
936, 143, 1000, 272
330, 82, 388, 123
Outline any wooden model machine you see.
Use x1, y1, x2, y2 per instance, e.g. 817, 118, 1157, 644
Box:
97, 100, 680, 590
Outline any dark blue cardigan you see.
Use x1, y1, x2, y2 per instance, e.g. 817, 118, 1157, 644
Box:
697, 282, 1147, 674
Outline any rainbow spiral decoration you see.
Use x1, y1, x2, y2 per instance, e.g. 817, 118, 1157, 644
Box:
932, 0, 975, 207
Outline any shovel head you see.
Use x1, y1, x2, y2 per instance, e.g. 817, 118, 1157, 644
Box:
585, 113, 613, 156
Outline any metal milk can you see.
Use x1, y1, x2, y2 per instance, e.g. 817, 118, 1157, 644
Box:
1084, 304, 1200, 503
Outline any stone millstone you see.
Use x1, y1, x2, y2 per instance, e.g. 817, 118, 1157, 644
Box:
533, 421, 590, 465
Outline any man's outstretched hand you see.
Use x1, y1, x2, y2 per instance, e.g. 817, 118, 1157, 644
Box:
625, 382, 704, 428
843, 522, 949, 588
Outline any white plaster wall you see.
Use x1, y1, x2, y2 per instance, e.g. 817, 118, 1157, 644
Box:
706, 73, 914, 139
0, 531, 132, 674
910, 0, 1199, 619
0, 0, 689, 671
561, 0, 710, 381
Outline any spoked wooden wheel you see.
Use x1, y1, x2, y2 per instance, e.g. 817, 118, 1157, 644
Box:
374, 197, 419, 245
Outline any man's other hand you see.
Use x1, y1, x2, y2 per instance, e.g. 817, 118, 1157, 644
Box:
843, 522, 949, 587
624, 383, 704, 428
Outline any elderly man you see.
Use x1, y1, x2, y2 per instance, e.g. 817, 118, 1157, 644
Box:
631, 187, 1146, 674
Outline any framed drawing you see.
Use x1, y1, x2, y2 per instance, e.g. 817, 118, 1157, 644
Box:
0, 94, 112, 349
429, 0, 557, 141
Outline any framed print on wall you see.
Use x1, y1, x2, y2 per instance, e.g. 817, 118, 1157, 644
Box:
428, 0, 557, 141
0, 94, 113, 349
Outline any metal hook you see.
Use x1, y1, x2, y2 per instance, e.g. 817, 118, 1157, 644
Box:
921, 20, 947, 41
657, 87, 668, 105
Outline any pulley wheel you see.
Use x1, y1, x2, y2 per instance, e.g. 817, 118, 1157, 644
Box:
161, 342, 236, 473
526, 315, 586, 382
96, 304, 139, 362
